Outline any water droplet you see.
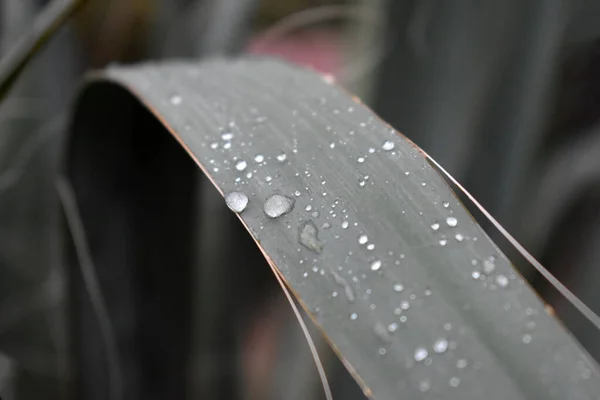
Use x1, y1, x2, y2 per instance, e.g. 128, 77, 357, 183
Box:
367, 243, 375, 250
294, 190, 301, 197
358, 234, 368, 244
456, 359, 468, 369
350, 312, 358, 320
378, 348, 387, 355
431, 222, 440, 231
522, 334, 532, 344
393, 283, 404, 292
223, 142, 231, 149
382, 140, 395, 151
401, 300, 410, 310
299, 221, 323, 254
483, 258, 496, 274
472, 271, 481, 279
235, 160, 247, 171
414, 347, 428, 362
254, 154, 264, 162
265, 176, 272, 182
276, 152, 287, 162
357, 157, 365, 163
419, 380, 431, 392
329, 142, 336, 149
443, 201, 450, 208
388, 322, 399, 332
221, 132, 234, 141
210, 142, 219, 149
330, 270, 355, 302
264, 194, 295, 218
449, 377, 460, 387
305, 205, 312, 212
439, 239, 447, 246
225, 192, 248, 213
495, 274, 509, 288
433, 338, 449, 353
446, 216, 458, 227
341, 221, 349, 229
400, 316, 407, 323
370, 260, 382, 271
368, 147, 375, 153
455, 233, 464, 241
170, 95, 182, 105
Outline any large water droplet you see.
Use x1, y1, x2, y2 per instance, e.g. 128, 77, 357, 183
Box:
382, 140, 395, 151
483, 258, 496, 274
225, 192, 248, 213
330, 270, 355, 302
414, 347, 428, 362
264, 194, 295, 218
235, 160, 247, 171
495, 274, 509, 288
370, 260, 382, 271
433, 338, 448, 353
446, 216, 458, 227
299, 221, 323, 254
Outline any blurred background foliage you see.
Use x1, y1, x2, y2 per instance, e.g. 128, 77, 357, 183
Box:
1, 0, 600, 399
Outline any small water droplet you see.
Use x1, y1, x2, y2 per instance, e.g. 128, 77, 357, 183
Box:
367, 243, 375, 250
443, 201, 450, 208
254, 154, 264, 162
357, 157, 365, 163
265, 176, 272, 182
294, 190, 301, 197
223, 142, 231, 149
393, 283, 404, 292
264, 194, 295, 218
378, 348, 387, 355
419, 380, 431, 392
305, 205, 312, 212
495, 274, 509, 288
170, 95, 182, 105
221, 132, 234, 141
341, 221, 349, 229
350, 312, 358, 320
401, 301, 410, 310
330, 142, 336, 149
210, 142, 219, 149
472, 271, 481, 279
456, 359, 468, 369
455, 233, 464, 241
370, 260, 382, 271
433, 338, 449, 353
439, 239, 447, 246
446, 216, 458, 227
358, 234, 368, 244
400, 316, 407, 323
235, 160, 247, 171
414, 347, 428, 362
431, 222, 440, 231
382, 140, 395, 151
225, 192, 248, 213
522, 334, 532, 344
388, 322, 399, 332
449, 377, 460, 387
368, 147, 375, 153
